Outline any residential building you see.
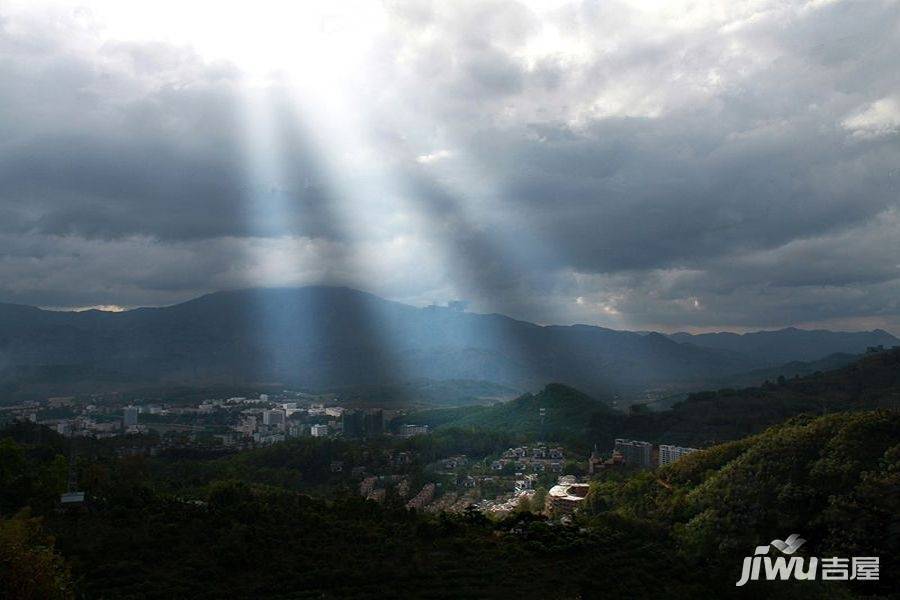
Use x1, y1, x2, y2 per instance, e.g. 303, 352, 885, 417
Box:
547, 480, 590, 516
614, 438, 653, 468
235, 415, 257, 438
262, 409, 285, 427
401, 424, 429, 437
515, 474, 537, 493
393, 451, 412, 466
364, 409, 384, 436
359, 476, 377, 496
441, 455, 468, 470
658, 444, 698, 466
406, 483, 436, 510
342, 410, 365, 437
123, 406, 139, 428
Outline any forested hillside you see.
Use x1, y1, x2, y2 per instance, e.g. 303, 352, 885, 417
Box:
397, 348, 900, 449
586, 410, 900, 596
612, 345, 900, 447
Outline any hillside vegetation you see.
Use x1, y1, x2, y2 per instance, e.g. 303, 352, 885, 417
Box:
395, 383, 609, 444
399, 348, 900, 449
586, 410, 900, 596
614, 346, 900, 446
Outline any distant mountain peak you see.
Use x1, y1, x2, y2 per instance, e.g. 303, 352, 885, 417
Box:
1, 286, 896, 399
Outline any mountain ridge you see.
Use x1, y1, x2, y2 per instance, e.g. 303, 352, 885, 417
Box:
1, 286, 896, 401
668, 327, 898, 365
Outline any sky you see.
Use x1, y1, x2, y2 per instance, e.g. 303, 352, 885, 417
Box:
0, 0, 899, 334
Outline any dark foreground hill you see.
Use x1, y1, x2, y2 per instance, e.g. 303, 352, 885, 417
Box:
1, 409, 896, 598
2, 286, 896, 403
587, 409, 900, 596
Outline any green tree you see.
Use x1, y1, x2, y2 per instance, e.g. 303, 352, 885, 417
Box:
514, 494, 532, 514
0, 438, 27, 514
0, 510, 74, 600
531, 486, 547, 513
563, 460, 585, 477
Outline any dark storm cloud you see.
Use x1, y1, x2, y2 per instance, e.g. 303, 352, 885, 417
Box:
0, 1, 899, 333
471, 116, 900, 275
374, 0, 900, 330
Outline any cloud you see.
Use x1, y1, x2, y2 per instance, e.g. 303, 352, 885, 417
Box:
843, 95, 900, 139
0, 0, 898, 334
415, 149, 453, 164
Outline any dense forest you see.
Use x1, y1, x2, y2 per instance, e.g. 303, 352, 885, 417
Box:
2, 409, 897, 598
587, 410, 899, 596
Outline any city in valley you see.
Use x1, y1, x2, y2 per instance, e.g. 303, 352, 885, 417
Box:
3, 389, 696, 518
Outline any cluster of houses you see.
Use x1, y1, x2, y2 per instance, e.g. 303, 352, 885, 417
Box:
490, 445, 566, 473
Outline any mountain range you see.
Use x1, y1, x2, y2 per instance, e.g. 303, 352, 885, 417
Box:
0, 286, 896, 401
667, 327, 898, 365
